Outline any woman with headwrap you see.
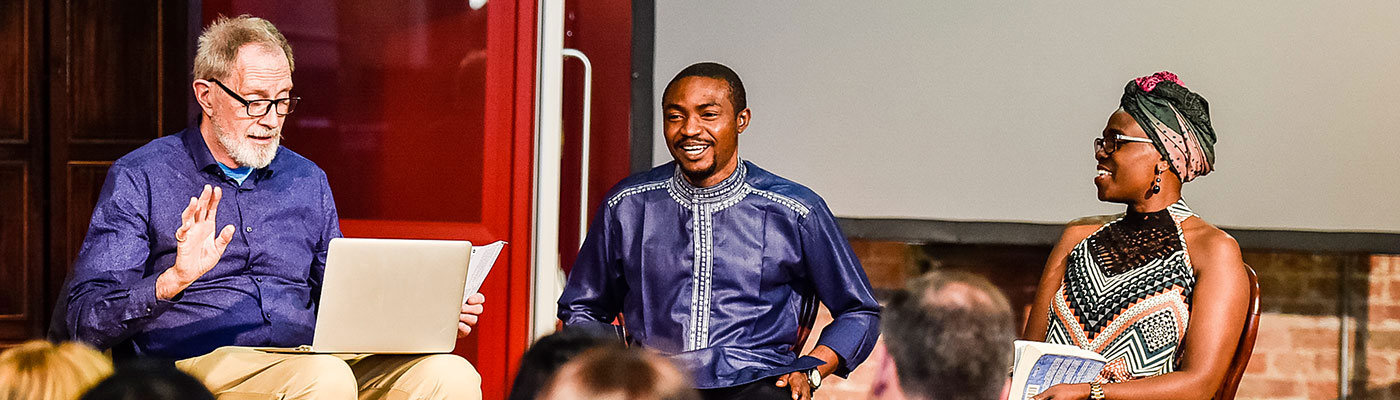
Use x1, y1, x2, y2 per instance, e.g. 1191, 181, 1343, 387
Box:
1022, 72, 1250, 400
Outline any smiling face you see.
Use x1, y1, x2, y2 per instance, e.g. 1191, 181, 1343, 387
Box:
1094, 111, 1170, 202
197, 43, 293, 169
662, 76, 750, 187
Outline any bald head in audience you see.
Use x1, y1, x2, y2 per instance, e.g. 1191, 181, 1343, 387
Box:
870, 271, 1016, 400
539, 347, 699, 400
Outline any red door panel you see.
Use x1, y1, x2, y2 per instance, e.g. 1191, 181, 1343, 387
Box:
201, 1, 537, 398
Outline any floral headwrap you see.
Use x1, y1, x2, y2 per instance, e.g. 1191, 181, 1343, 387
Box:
1119, 71, 1217, 182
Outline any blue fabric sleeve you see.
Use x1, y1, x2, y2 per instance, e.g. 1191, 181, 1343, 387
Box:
800, 201, 882, 378
64, 164, 176, 350
558, 204, 627, 325
309, 172, 342, 310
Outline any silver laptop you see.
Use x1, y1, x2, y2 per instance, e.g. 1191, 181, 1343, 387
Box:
261, 238, 471, 354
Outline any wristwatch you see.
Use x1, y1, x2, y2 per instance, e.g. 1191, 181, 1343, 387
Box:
1089, 382, 1105, 400
805, 368, 822, 392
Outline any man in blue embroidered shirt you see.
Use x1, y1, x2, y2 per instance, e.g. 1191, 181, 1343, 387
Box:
58, 15, 484, 399
558, 62, 881, 400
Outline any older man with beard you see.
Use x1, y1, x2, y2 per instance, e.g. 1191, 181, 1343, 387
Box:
57, 15, 484, 399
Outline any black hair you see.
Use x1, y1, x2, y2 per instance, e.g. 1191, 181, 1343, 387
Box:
508, 323, 625, 400
663, 62, 747, 112
80, 359, 215, 400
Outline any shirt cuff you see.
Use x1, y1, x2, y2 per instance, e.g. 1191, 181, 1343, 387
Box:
122, 273, 180, 322
814, 314, 880, 378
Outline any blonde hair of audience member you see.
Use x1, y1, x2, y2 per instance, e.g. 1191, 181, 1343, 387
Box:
0, 340, 113, 400
193, 14, 294, 81
538, 347, 699, 400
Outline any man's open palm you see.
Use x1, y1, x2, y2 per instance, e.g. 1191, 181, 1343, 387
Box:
159, 185, 236, 299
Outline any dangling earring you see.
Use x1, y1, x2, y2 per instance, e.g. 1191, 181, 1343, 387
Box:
1152, 168, 1162, 194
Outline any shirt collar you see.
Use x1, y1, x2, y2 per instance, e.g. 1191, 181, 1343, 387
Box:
180, 121, 279, 181
669, 159, 749, 206
180, 122, 221, 173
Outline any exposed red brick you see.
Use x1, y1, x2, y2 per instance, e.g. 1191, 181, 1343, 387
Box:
1236, 377, 1304, 399
850, 241, 910, 291
1244, 352, 1269, 376
1374, 256, 1394, 275
1369, 355, 1397, 384
1309, 381, 1339, 399
1370, 305, 1400, 322
1253, 320, 1295, 347
1374, 278, 1392, 303
1293, 328, 1343, 350
1275, 353, 1317, 374
1313, 352, 1339, 376
1371, 331, 1400, 350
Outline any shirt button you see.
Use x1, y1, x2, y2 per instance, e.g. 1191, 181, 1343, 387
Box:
255, 277, 263, 282
245, 226, 254, 233
264, 313, 272, 319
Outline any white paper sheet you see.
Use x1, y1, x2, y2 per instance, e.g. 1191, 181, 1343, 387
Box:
464, 241, 506, 302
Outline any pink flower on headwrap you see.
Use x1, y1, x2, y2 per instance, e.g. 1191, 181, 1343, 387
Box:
1134, 71, 1183, 92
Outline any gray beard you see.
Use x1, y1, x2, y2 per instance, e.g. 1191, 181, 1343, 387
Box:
213, 121, 280, 169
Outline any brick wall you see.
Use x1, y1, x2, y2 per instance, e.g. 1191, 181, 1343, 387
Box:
1361, 254, 1400, 399
1234, 252, 1360, 400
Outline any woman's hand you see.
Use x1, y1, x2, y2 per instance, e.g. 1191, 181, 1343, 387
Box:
1031, 383, 1090, 400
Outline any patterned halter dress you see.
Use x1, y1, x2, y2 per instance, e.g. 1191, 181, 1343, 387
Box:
1045, 199, 1197, 383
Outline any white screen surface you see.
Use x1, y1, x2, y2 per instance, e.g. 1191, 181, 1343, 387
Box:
652, 1, 1400, 233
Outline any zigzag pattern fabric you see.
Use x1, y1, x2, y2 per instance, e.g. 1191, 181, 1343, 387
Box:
1045, 200, 1197, 383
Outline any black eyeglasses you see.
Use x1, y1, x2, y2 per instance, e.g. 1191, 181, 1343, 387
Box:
1094, 134, 1155, 155
210, 79, 300, 117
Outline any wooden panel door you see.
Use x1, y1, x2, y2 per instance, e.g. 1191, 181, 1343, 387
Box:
201, 1, 538, 397
44, 0, 195, 341
0, 0, 43, 346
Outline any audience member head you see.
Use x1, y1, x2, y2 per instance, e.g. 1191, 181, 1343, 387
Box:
79, 359, 213, 400
871, 271, 1016, 400
0, 340, 113, 400
538, 347, 698, 400
509, 324, 624, 400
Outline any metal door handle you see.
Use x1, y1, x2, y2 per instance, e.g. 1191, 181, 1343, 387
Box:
561, 48, 592, 246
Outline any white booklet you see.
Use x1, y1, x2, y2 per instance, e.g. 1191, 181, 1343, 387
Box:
1009, 340, 1108, 400
463, 241, 506, 302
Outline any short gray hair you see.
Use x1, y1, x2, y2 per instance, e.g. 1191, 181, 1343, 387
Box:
882, 271, 1016, 400
193, 15, 294, 81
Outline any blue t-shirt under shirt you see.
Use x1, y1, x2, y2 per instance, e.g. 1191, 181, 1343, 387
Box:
219, 163, 253, 185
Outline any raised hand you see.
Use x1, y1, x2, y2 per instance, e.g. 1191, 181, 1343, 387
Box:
156, 185, 237, 300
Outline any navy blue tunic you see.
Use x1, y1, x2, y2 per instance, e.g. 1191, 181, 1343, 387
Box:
559, 160, 881, 388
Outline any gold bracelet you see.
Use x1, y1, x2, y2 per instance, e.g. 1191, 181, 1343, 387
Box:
1089, 382, 1106, 400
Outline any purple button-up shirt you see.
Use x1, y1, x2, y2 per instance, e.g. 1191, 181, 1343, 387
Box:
61, 124, 341, 360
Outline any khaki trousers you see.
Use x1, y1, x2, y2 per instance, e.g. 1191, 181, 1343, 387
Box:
175, 346, 482, 400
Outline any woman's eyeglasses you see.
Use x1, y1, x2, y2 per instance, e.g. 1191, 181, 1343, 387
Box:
1094, 134, 1155, 155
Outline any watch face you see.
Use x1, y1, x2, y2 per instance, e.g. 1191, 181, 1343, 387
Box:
807, 369, 822, 388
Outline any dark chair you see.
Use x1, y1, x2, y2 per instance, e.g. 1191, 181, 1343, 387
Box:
1214, 264, 1261, 400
